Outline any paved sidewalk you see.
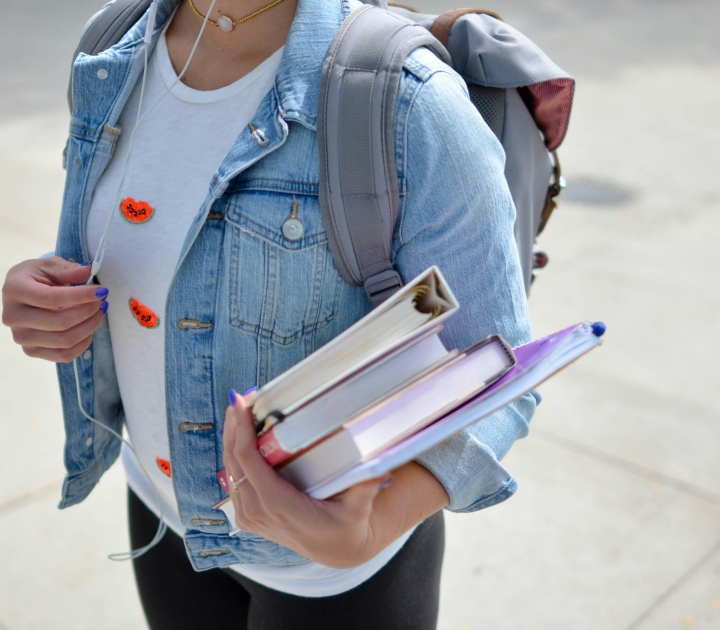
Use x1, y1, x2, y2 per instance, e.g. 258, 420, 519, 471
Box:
1, 1, 719, 628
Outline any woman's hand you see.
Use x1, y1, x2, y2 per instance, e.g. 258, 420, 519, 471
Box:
2, 257, 109, 363
222, 390, 450, 569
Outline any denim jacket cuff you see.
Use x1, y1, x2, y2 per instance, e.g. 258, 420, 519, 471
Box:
415, 430, 517, 513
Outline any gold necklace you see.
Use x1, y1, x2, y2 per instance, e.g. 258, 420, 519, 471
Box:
187, 0, 286, 32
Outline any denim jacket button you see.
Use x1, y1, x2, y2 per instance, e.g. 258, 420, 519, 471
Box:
85, 437, 93, 447
83, 350, 92, 360
250, 126, 270, 147
282, 218, 304, 241
97, 69, 108, 80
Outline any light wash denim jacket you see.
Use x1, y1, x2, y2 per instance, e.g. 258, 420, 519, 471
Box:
56, 0, 538, 570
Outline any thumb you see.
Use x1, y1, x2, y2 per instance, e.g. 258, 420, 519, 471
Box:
331, 475, 390, 518
40, 257, 94, 286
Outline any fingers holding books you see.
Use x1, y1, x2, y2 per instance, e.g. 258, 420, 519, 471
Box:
222, 389, 245, 492
223, 389, 305, 524
221, 388, 396, 567
224, 390, 292, 497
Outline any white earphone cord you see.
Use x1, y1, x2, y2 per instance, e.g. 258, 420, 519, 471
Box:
92, 0, 217, 278
76, 0, 219, 561
73, 357, 168, 561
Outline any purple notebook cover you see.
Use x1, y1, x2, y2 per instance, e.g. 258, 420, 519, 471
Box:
356, 324, 586, 468
472, 323, 582, 397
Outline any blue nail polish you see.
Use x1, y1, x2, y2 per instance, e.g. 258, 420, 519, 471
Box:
242, 386, 257, 396
591, 322, 606, 337
95, 287, 109, 299
80, 260, 93, 267
228, 389, 237, 407
100, 300, 108, 315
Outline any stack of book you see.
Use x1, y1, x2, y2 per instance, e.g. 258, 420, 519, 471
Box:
215, 266, 604, 524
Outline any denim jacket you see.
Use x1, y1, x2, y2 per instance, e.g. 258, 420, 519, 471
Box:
56, 0, 538, 570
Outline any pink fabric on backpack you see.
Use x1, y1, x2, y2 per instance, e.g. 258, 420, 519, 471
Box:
520, 78, 575, 151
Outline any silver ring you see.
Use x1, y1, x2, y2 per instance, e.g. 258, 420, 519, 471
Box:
229, 474, 247, 492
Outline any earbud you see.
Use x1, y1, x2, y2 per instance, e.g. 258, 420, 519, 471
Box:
144, 1, 159, 46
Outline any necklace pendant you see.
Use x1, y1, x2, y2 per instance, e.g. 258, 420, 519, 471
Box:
217, 15, 234, 32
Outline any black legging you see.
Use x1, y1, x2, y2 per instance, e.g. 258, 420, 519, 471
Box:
129, 489, 445, 630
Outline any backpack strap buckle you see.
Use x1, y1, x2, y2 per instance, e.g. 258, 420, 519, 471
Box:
364, 269, 403, 305
538, 151, 566, 236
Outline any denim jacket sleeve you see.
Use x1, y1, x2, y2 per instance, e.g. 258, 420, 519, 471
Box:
392, 49, 539, 513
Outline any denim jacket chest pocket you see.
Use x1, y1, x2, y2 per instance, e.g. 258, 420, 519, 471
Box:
224, 186, 344, 349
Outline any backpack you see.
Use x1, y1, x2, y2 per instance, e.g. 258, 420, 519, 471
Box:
68, 0, 574, 304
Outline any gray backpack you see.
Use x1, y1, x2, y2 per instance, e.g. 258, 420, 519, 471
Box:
69, 0, 574, 304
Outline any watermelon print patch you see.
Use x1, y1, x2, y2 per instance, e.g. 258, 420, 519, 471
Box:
129, 298, 160, 328
156, 457, 171, 477
120, 197, 154, 223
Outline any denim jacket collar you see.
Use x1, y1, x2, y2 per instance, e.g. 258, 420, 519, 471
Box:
274, 0, 352, 130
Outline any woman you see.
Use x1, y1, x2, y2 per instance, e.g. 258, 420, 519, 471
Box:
1, 0, 536, 627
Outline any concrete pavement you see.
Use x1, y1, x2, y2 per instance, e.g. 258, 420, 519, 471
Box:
1, 0, 718, 628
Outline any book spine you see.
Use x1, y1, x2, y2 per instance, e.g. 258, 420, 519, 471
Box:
257, 429, 293, 466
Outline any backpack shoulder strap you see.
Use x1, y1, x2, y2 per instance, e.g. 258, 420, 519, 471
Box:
67, 0, 152, 112
317, 5, 450, 305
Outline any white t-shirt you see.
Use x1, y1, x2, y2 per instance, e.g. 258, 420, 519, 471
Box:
87, 30, 412, 598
